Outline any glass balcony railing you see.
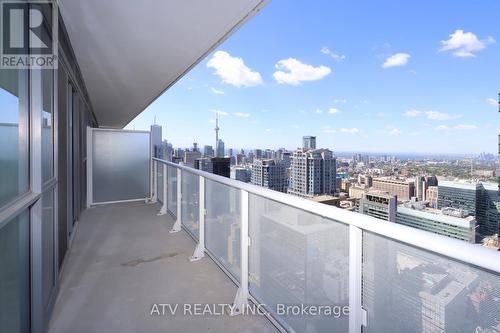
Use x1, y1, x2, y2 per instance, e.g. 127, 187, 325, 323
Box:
151, 157, 500, 333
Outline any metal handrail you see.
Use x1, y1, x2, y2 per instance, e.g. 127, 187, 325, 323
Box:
153, 157, 500, 274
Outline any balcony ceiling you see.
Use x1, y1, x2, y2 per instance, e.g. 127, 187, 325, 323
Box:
59, 0, 269, 128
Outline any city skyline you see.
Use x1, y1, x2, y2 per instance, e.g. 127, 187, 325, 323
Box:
125, 0, 499, 154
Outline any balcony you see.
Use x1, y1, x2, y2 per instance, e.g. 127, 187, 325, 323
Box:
48, 201, 277, 333
47, 149, 500, 333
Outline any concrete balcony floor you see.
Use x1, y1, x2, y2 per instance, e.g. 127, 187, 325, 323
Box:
48, 201, 278, 333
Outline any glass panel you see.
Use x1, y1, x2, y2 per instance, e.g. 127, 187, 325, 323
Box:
157, 163, 163, 203
41, 69, 54, 182
181, 170, 199, 240
363, 231, 500, 332
0, 211, 30, 333
205, 179, 241, 281
92, 130, 150, 203
42, 190, 55, 308
167, 165, 177, 216
249, 194, 349, 332
0, 69, 29, 208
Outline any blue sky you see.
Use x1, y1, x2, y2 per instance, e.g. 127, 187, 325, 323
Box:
125, 0, 500, 154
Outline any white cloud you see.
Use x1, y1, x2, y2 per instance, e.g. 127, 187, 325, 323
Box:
323, 128, 337, 134
440, 30, 495, 57
377, 112, 387, 117
328, 108, 340, 114
389, 128, 402, 135
425, 111, 461, 121
210, 87, 225, 95
207, 51, 263, 87
435, 124, 478, 131
233, 112, 250, 118
273, 58, 331, 85
486, 98, 497, 106
404, 109, 422, 117
333, 98, 347, 104
315, 109, 324, 114
209, 119, 215, 124
210, 109, 228, 116
341, 127, 360, 134
320, 46, 346, 61
382, 53, 410, 68
454, 124, 478, 130
261, 109, 270, 113
265, 128, 272, 132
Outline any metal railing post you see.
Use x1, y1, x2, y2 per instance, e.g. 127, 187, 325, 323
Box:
151, 160, 158, 203
349, 225, 367, 333
190, 176, 205, 261
157, 163, 168, 215
230, 189, 249, 315
169, 168, 182, 233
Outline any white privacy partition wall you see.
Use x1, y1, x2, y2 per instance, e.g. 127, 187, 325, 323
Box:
86, 128, 151, 206
152, 157, 500, 333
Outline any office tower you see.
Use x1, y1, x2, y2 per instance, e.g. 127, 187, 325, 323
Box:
415, 176, 425, 201
426, 186, 438, 208
438, 180, 500, 237
183, 150, 202, 167
359, 191, 397, 222
251, 159, 288, 193
230, 167, 251, 183
255, 149, 262, 160
158, 140, 173, 161
151, 124, 162, 158
216, 139, 225, 158
195, 158, 213, 173
174, 148, 185, 159
203, 145, 214, 157
248, 151, 255, 163
193, 142, 199, 152
211, 157, 230, 178
236, 153, 245, 165
397, 206, 476, 243
415, 175, 438, 201
263, 149, 273, 159
228, 148, 233, 157
288, 148, 336, 198
281, 151, 291, 168
372, 178, 415, 201
302, 136, 316, 150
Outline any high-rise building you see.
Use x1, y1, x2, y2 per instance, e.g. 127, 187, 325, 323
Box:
151, 124, 162, 158
426, 186, 438, 208
216, 139, 225, 158
288, 148, 336, 198
415, 175, 438, 201
372, 178, 415, 201
231, 167, 251, 183
194, 158, 213, 173
359, 191, 397, 222
192, 142, 199, 152
255, 149, 262, 160
251, 159, 288, 193
203, 145, 214, 157
302, 136, 316, 150
211, 157, 230, 178
184, 150, 202, 167
438, 180, 500, 237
